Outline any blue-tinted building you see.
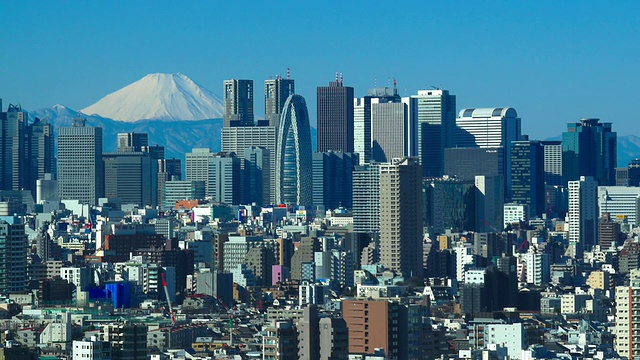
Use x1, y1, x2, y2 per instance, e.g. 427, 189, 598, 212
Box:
312, 151, 359, 210
276, 94, 313, 206
510, 140, 545, 217
562, 118, 616, 186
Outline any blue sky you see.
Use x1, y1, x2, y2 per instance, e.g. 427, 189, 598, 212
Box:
2, 1, 638, 139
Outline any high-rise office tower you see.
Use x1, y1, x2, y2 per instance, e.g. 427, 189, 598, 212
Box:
540, 141, 562, 186
0, 103, 27, 191
597, 186, 640, 226
371, 97, 410, 162
27, 117, 55, 196
568, 176, 598, 250
354, 87, 402, 165
456, 107, 521, 194
208, 152, 241, 205
510, 140, 544, 217
276, 95, 313, 206
628, 159, 640, 187
475, 175, 504, 233
243, 146, 270, 207
185, 148, 215, 193
57, 117, 104, 205
117, 132, 148, 152
317, 75, 354, 152
104, 132, 158, 207
222, 126, 277, 203
312, 151, 359, 210
103, 154, 157, 207
185, 149, 240, 204
562, 118, 617, 186
265, 75, 295, 127
352, 164, 380, 234
444, 147, 504, 181
157, 158, 181, 208
424, 178, 476, 234
0, 216, 28, 293
410, 89, 457, 177
379, 157, 423, 277
223, 79, 254, 127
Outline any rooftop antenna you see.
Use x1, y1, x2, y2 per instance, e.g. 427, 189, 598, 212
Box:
335, 72, 339, 82
387, 78, 391, 87
340, 73, 344, 85
287, 67, 290, 80
374, 77, 377, 87
393, 78, 397, 88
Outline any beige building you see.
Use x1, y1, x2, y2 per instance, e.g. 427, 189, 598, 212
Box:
379, 157, 423, 277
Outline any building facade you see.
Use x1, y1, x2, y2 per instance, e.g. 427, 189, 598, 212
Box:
317, 78, 354, 153
275, 94, 313, 206
562, 118, 616, 186
57, 117, 104, 205
223, 79, 254, 127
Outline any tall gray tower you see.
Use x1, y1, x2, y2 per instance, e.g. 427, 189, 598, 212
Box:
264, 74, 295, 127
223, 79, 254, 127
57, 117, 104, 205
0, 103, 27, 191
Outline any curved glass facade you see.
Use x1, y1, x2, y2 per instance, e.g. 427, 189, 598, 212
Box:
276, 94, 313, 206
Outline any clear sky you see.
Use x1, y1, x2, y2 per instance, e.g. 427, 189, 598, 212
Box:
2, 1, 639, 139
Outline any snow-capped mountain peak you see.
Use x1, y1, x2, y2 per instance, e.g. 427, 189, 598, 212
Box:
80, 73, 223, 122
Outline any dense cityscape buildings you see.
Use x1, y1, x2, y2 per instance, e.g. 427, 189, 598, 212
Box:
0, 71, 638, 360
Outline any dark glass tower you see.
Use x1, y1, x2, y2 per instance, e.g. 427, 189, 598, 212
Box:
316, 76, 354, 152
510, 140, 544, 217
562, 118, 616, 186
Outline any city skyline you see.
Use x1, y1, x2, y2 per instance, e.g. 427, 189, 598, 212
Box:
2, 2, 640, 141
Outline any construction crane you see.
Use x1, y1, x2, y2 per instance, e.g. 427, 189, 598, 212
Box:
161, 272, 176, 326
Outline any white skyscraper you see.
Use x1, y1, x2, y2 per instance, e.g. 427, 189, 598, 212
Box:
568, 176, 598, 250
457, 108, 521, 195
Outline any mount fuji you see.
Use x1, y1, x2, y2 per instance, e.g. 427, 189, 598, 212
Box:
28, 73, 225, 159
80, 73, 224, 122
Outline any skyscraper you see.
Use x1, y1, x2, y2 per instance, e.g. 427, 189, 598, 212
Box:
410, 89, 457, 177
312, 151, 359, 210
103, 153, 157, 207
185, 149, 241, 204
0, 103, 27, 191
223, 79, 254, 127
276, 94, 313, 206
243, 146, 270, 207
352, 163, 380, 234
379, 157, 423, 277
27, 117, 55, 196
264, 75, 295, 127
562, 118, 617, 186
371, 99, 410, 162
540, 141, 562, 186
117, 132, 148, 152
510, 140, 544, 217
221, 126, 277, 203
456, 107, 521, 194
354, 87, 402, 165
0, 216, 28, 293
57, 117, 104, 205
157, 158, 181, 208
568, 176, 598, 250
317, 76, 354, 152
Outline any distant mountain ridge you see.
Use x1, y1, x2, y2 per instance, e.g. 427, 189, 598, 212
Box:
29, 104, 223, 159
80, 73, 224, 122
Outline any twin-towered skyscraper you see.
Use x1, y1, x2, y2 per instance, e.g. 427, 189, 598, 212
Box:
220, 75, 312, 206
